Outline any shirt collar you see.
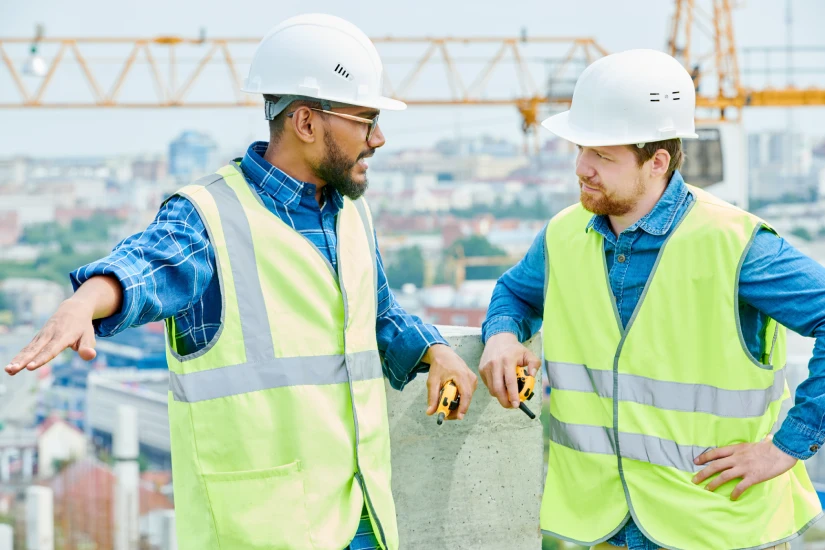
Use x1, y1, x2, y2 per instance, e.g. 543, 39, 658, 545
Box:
585, 170, 689, 238
239, 141, 345, 212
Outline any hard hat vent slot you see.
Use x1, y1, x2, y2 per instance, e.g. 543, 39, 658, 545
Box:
650, 91, 682, 102
334, 63, 354, 81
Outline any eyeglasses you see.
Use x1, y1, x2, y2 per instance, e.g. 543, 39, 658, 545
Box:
287, 108, 380, 142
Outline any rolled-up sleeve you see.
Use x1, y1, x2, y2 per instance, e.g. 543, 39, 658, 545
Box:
481, 225, 547, 344
739, 229, 825, 459
70, 195, 216, 337
375, 235, 448, 390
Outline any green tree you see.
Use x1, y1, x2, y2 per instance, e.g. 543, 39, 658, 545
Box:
21, 216, 122, 248
20, 222, 61, 245
451, 199, 553, 221
385, 246, 425, 288
447, 235, 511, 280
0, 249, 104, 285
449, 235, 506, 257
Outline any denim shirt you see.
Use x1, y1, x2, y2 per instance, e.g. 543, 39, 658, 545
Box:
71, 142, 447, 390
482, 171, 825, 548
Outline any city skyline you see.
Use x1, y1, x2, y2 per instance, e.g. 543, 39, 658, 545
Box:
1, 0, 825, 157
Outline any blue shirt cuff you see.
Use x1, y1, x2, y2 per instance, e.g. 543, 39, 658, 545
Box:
773, 416, 825, 460
70, 257, 149, 338
481, 316, 523, 344
382, 324, 448, 391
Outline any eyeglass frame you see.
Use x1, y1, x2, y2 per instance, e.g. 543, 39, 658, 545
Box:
287, 107, 380, 142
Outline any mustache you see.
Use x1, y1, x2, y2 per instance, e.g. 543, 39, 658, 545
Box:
579, 177, 603, 191
358, 149, 376, 161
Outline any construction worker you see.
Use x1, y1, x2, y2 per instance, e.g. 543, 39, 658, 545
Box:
4, 14, 477, 550
479, 49, 825, 550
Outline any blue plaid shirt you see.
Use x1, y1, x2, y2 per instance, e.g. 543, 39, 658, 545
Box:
71, 141, 447, 391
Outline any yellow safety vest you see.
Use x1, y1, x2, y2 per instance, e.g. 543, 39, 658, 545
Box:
165, 164, 398, 550
540, 186, 822, 549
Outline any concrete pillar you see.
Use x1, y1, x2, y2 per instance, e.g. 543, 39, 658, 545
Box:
0, 450, 9, 483
26, 486, 53, 550
7, 449, 18, 482
387, 326, 544, 550
159, 510, 177, 550
114, 405, 139, 550
22, 447, 33, 481
0, 524, 12, 550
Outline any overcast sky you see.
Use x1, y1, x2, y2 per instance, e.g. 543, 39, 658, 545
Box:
1, 0, 824, 158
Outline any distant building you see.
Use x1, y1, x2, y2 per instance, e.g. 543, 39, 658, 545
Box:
168, 131, 218, 179
748, 132, 817, 202
132, 155, 168, 182
0, 278, 67, 326
0, 212, 21, 247
0, 157, 27, 186
37, 414, 88, 479
0, 425, 37, 483
86, 370, 172, 469
46, 456, 173, 549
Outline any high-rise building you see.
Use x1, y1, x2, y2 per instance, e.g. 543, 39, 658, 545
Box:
168, 131, 218, 179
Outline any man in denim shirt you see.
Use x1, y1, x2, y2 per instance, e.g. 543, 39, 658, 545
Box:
481, 50, 825, 549
5, 14, 477, 550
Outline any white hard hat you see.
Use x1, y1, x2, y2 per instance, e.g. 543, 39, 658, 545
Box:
242, 13, 406, 115
542, 49, 698, 147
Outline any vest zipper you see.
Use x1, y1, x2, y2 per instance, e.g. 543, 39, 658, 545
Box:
337, 212, 389, 550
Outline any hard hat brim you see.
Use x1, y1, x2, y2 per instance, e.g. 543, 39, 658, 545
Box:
240, 87, 407, 112
541, 110, 698, 147
323, 94, 407, 112
371, 95, 407, 111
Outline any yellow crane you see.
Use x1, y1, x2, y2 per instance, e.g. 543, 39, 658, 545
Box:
1, 1, 823, 134
669, 0, 825, 117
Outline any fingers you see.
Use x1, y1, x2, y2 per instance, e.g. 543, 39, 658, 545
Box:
23, 335, 73, 372
489, 360, 513, 409
5, 330, 51, 375
524, 350, 541, 378
704, 467, 743, 492
454, 371, 478, 419
731, 478, 755, 501
76, 329, 97, 361
694, 444, 739, 466
426, 375, 441, 416
504, 361, 519, 409
692, 457, 734, 485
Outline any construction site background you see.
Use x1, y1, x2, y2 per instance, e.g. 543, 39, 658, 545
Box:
1, 0, 825, 548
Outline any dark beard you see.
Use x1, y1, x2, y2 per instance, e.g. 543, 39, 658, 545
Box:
312, 132, 369, 200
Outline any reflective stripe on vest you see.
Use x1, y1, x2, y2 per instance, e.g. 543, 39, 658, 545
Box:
539, 186, 822, 549
545, 360, 787, 419
170, 350, 382, 403
164, 164, 398, 550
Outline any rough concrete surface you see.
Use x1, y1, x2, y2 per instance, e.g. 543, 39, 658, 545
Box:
387, 326, 544, 550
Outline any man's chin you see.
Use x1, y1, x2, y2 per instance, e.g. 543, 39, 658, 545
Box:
580, 194, 603, 215
338, 179, 368, 200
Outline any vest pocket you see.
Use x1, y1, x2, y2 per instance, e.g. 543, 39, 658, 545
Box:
203, 460, 313, 549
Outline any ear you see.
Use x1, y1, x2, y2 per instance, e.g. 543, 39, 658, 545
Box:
288, 106, 319, 145
649, 148, 671, 180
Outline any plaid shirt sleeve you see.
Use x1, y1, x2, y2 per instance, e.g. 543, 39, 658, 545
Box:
69, 195, 215, 338
375, 233, 448, 391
